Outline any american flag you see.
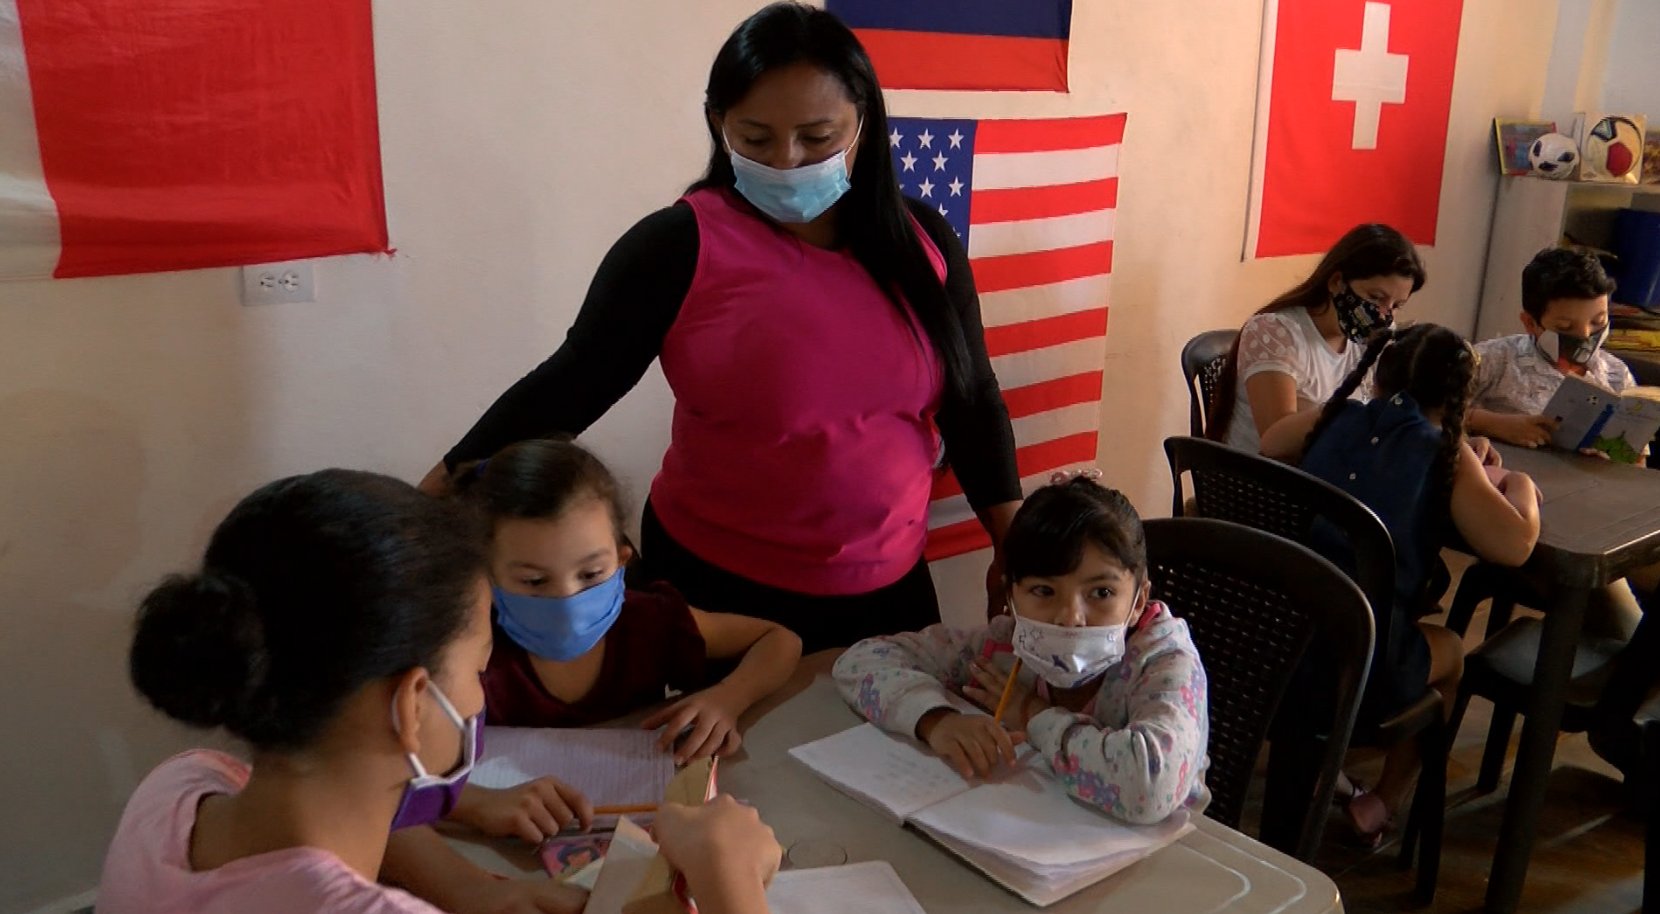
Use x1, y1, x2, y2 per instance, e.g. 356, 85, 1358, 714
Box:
889, 114, 1126, 561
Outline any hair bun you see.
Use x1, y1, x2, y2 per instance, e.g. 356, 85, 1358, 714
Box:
130, 571, 270, 731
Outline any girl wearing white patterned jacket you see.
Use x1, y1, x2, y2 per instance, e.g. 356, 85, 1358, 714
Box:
832, 475, 1209, 826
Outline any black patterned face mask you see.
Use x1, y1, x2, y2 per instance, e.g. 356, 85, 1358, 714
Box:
1332, 283, 1392, 343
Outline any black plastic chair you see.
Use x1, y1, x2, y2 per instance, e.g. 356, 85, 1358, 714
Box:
1181, 329, 1238, 438
1166, 436, 1449, 902
1444, 565, 1630, 793
1143, 517, 1373, 863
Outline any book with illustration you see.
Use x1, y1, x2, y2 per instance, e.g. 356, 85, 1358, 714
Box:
1544, 374, 1660, 463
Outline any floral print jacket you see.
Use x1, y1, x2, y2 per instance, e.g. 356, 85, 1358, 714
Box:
832, 602, 1209, 825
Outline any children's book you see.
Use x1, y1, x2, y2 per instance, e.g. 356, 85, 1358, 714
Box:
1544, 374, 1660, 464
789, 723, 1192, 907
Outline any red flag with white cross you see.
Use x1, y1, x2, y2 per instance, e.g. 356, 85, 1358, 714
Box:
1247, 0, 1464, 258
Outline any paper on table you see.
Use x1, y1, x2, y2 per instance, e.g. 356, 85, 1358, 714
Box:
910, 760, 1191, 869
469, 726, 673, 808
579, 818, 659, 914
767, 861, 927, 914
787, 723, 969, 823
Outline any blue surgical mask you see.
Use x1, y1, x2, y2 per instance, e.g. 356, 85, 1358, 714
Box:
726, 122, 861, 224
493, 568, 626, 661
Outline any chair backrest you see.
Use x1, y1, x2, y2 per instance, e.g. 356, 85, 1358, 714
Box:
1180, 329, 1239, 438
1144, 517, 1373, 860
1164, 435, 1397, 631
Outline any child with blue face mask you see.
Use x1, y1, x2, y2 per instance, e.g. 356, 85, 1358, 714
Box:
448, 438, 801, 845
833, 475, 1211, 826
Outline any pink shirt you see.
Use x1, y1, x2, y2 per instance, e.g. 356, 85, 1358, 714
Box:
651, 188, 946, 596
98, 750, 440, 914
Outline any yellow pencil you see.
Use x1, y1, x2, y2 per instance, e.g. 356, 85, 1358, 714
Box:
992, 658, 1023, 725
594, 803, 659, 815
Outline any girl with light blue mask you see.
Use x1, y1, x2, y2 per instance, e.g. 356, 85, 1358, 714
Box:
448, 438, 802, 846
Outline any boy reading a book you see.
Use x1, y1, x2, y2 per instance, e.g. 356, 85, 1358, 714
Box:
1466, 246, 1656, 775
832, 474, 1208, 826
1468, 246, 1634, 447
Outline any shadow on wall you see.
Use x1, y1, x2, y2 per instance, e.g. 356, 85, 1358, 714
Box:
0, 390, 165, 911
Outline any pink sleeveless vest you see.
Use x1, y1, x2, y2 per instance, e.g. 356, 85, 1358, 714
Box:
649, 188, 946, 595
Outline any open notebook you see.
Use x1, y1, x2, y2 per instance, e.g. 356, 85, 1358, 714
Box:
469, 726, 674, 833
789, 723, 1192, 907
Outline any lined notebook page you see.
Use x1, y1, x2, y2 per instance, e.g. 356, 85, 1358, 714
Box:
788, 723, 969, 822
911, 762, 1192, 869
469, 726, 673, 807
768, 862, 927, 914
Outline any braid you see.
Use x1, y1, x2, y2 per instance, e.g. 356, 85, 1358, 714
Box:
1304, 327, 1396, 453
1406, 330, 1478, 519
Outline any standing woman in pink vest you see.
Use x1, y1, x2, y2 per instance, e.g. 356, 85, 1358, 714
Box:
420, 3, 1021, 654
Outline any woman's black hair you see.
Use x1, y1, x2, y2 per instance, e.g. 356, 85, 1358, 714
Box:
1208, 223, 1427, 441
457, 438, 625, 540
129, 470, 487, 752
690, 1, 974, 399
1003, 477, 1147, 584
1305, 323, 1476, 512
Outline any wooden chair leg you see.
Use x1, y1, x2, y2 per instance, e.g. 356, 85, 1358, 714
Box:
1478, 704, 1518, 793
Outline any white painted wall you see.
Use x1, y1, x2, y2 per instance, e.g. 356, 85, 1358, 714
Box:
1601, 0, 1660, 118
0, 2, 1569, 909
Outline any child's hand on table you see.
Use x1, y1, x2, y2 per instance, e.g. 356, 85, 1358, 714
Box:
916, 709, 1025, 779
452, 779, 594, 845
1467, 435, 1502, 467
642, 683, 746, 764
1489, 413, 1558, 448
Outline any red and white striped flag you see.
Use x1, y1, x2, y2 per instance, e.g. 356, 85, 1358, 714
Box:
0, 0, 388, 280
889, 114, 1124, 561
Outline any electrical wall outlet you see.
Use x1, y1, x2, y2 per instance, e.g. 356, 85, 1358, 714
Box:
241, 261, 316, 306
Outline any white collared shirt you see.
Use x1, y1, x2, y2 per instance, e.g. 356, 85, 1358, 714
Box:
1471, 333, 1635, 415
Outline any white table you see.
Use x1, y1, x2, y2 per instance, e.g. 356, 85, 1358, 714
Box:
728, 675, 1340, 914
452, 659, 1343, 913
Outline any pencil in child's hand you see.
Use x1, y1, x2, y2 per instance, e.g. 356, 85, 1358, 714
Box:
992, 658, 1022, 726
593, 803, 659, 815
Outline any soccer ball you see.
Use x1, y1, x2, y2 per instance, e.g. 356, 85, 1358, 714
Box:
1529, 133, 1579, 179
1583, 115, 1643, 181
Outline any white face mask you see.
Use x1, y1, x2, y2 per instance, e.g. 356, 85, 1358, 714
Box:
1011, 614, 1127, 689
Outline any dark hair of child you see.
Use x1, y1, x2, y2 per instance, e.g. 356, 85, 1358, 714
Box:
1521, 246, 1617, 320
1003, 477, 1147, 583
457, 438, 625, 540
1305, 323, 1477, 511
129, 470, 487, 752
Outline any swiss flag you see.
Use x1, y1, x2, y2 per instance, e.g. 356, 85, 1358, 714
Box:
1249, 0, 1464, 258
0, 0, 388, 280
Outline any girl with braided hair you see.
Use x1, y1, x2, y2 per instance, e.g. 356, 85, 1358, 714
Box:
1262, 323, 1541, 846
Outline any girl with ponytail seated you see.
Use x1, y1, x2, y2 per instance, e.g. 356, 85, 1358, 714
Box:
1261, 324, 1542, 846
99, 470, 781, 914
